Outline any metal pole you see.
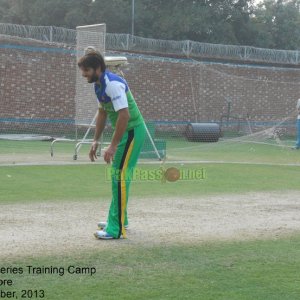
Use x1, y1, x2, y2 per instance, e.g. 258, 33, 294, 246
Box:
131, 0, 135, 36
50, 26, 53, 43
144, 122, 162, 161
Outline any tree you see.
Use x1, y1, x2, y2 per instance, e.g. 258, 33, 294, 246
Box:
0, 0, 299, 50
252, 0, 300, 49
88, 0, 131, 33
134, 0, 255, 45
0, 0, 10, 22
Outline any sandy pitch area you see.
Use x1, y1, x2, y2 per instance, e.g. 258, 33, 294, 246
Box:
1, 190, 300, 259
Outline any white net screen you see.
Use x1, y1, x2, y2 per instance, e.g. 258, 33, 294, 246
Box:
74, 24, 106, 126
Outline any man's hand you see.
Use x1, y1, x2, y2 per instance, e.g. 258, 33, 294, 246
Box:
104, 144, 117, 164
89, 141, 98, 162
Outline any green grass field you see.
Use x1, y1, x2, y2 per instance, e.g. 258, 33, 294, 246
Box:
1, 163, 300, 203
1, 136, 300, 165
3, 236, 300, 300
1, 138, 300, 299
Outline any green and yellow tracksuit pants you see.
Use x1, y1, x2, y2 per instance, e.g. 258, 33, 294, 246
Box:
105, 122, 146, 238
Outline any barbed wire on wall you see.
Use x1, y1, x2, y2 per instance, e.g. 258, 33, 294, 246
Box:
0, 22, 299, 65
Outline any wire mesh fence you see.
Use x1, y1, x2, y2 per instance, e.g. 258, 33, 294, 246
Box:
1, 23, 300, 64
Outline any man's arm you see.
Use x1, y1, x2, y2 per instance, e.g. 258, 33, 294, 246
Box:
103, 108, 130, 164
89, 108, 107, 162
111, 108, 130, 148
103, 80, 131, 163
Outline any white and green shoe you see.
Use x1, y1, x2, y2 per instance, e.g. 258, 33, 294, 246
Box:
94, 230, 114, 240
97, 221, 129, 230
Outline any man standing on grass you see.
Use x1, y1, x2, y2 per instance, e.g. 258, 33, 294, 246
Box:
78, 49, 146, 239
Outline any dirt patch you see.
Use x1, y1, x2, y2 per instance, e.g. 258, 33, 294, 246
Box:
1, 190, 300, 259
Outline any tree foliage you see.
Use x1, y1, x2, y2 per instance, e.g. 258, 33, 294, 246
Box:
0, 0, 299, 49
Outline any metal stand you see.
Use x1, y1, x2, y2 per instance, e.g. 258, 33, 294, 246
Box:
50, 115, 161, 161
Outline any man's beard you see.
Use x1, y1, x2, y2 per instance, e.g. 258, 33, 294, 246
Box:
87, 73, 98, 83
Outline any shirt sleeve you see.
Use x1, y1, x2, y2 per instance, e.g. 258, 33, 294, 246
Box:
105, 81, 128, 111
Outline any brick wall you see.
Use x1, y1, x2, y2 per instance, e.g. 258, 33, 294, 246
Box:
124, 58, 300, 123
1, 36, 300, 136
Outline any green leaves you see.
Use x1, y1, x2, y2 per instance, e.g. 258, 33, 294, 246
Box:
252, 0, 300, 49
0, 0, 299, 50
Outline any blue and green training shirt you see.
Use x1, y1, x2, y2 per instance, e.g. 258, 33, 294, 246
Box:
94, 70, 144, 130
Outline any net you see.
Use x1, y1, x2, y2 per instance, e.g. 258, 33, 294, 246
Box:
74, 24, 106, 126
1, 31, 300, 166
117, 53, 300, 165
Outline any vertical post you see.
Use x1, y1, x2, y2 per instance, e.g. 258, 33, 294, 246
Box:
131, 0, 135, 36
49, 26, 53, 43
227, 101, 231, 127
243, 46, 250, 60
126, 33, 130, 50
144, 122, 162, 161
185, 40, 191, 58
